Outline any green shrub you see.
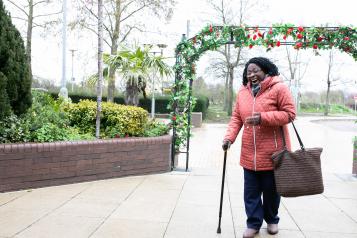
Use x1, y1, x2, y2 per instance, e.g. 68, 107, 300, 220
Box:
62, 99, 97, 134
193, 95, 209, 119
142, 120, 170, 137
63, 100, 148, 138
0, 114, 29, 143
56, 93, 210, 117
0, 91, 91, 143
24, 91, 70, 138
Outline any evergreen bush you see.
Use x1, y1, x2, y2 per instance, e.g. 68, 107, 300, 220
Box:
0, 0, 32, 117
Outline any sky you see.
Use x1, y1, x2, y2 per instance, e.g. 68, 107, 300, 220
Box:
4, 0, 357, 93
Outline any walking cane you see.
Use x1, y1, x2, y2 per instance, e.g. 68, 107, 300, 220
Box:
216, 150, 228, 234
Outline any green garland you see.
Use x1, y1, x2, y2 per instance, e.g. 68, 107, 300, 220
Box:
171, 24, 357, 152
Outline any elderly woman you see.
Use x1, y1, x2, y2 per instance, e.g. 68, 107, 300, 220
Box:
222, 57, 296, 238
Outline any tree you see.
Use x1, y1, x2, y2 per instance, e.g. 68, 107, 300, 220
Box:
205, 0, 259, 116
70, 0, 175, 102
95, 0, 104, 138
279, 46, 310, 111
325, 50, 335, 115
4, 0, 61, 79
105, 45, 172, 106
0, 0, 32, 117
0, 73, 11, 119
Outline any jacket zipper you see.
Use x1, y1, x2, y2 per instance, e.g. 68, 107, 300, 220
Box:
252, 97, 257, 171
274, 130, 278, 149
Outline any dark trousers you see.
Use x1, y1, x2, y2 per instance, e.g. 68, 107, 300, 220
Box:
243, 168, 280, 230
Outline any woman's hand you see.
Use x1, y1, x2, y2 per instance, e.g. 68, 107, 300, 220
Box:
245, 112, 261, 126
222, 140, 232, 151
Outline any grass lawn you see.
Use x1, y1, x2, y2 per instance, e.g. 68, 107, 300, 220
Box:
204, 104, 231, 123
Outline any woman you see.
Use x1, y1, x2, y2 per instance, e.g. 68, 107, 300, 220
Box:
222, 57, 296, 238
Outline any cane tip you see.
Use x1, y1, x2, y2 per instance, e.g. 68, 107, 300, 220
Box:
217, 227, 221, 233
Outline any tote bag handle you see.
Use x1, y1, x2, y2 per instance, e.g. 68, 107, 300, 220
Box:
280, 119, 305, 151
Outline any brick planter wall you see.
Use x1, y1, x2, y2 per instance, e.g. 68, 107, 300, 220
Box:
353, 140, 357, 175
0, 135, 172, 192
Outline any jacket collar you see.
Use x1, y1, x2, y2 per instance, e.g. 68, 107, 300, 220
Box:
246, 76, 281, 95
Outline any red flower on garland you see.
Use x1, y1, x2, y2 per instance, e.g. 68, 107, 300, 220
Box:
209, 25, 213, 33
344, 37, 350, 41
294, 42, 303, 49
313, 44, 318, 49
258, 32, 263, 38
317, 36, 323, 42
253, 35, 257, 40
283, 35, 287, 40
297, 33, 303, 39
287, 28, 293, 35
276, 41, 281, 47
298, 26, 304, 32
249, 44, 253, 49
268, 28, 273, 35
172, 116, 177, 121
247, 34, 250, 38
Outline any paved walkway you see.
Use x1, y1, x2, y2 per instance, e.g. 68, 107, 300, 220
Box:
0, 116, 356, 238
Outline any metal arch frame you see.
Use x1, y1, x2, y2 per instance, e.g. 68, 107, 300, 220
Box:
171, 25, 355, 171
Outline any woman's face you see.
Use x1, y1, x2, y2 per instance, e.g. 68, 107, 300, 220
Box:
247, 63, 266, 85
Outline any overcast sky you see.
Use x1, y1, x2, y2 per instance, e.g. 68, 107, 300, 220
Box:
5, 0, 357, 93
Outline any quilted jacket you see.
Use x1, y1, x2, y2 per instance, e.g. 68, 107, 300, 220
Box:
224, 76, 296, 171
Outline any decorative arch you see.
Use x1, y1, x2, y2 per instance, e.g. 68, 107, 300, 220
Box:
170, 24, 357, 171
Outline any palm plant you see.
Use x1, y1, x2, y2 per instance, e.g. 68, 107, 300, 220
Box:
105, 45, 172, 106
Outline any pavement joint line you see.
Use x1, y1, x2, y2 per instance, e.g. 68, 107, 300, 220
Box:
162, 170, 190, 238
326, 196, 357, 201
87, 176, 146, 238
280, 200, 306, 238
11, 183, 93, 237
323, 194, 357, 223
227, 172, 238, 238
0, 191, 29, 208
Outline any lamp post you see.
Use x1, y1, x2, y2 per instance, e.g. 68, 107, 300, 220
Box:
69, 49, 77, 92
149, 43, 167, 119
59, 0, 68, 98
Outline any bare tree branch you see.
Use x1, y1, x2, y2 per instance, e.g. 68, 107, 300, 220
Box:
120, 0, 136, 15
103, 3, 114, 34
32, 0, 49, 7
120, 25, 143, 43
5, 0, 28, 16
10, 16, 28, 21
80, 23, 111, 48
33, 10, 62, 19
120, 3, 147, 23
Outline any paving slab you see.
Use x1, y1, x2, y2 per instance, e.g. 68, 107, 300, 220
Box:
91, 218, 167, 238
14, 214, 102, 238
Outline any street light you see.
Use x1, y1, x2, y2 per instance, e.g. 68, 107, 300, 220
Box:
147, 43, 167, 119
69, 49, 77, 92
59, 0, 68, 98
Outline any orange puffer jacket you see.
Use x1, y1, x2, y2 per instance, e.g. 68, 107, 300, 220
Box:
224, 76, 296, 171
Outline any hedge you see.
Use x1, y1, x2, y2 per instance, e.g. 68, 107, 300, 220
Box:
50, 93, 210, 119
